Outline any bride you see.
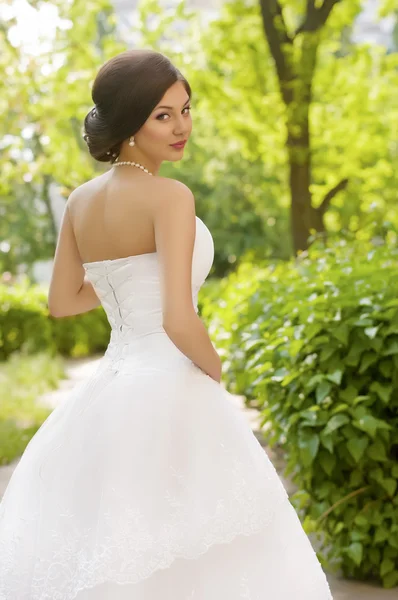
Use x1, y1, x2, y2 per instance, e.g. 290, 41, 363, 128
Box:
0, 48, 333, 599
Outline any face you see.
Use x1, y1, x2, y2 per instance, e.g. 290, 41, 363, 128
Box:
134, 80, 192, 163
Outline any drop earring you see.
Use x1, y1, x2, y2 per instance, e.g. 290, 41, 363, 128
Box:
129, 136, 135, 147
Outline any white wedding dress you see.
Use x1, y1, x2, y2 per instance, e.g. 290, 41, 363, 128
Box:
0, 216, 333, 599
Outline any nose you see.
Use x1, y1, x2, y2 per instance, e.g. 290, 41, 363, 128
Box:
174, 113, 189, 134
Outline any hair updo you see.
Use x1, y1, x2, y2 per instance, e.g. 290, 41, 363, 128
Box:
83, 48, 192, 163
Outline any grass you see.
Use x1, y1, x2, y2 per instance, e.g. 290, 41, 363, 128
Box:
0, 351, 66, 465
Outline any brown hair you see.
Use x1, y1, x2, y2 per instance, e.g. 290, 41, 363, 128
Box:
83, 48, 191, 163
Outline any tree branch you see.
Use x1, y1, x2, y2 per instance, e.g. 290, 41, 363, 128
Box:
259, 0, 295, 104
318, 177, 349, 215
295, 0, 342, 36
272, 0, 293, 45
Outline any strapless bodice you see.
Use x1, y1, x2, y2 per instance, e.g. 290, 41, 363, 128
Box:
82, 216, 214, 373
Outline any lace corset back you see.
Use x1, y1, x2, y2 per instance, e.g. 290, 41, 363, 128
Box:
82, 216, 214, 343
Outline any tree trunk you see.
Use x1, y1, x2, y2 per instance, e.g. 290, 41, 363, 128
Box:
289, 158, 313, 253
287, 118, 312, 252
286, 31, 318, 253
259, 0, 345, 255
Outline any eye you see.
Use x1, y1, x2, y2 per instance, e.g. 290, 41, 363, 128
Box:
156, 106, 192, 121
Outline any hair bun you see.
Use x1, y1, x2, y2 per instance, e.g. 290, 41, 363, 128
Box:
82, 105, 115, 162
82, 106, 97, 144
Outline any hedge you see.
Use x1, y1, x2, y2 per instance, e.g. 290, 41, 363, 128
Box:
0, 280, 110, 362
200, 236, 398, 588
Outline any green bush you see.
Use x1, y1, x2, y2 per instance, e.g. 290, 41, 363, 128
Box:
0, 350, 66, 465
201, 236, 398, 588
0, 280, 110, 361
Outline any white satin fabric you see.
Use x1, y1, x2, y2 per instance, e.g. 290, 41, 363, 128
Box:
0, 216, 333, 599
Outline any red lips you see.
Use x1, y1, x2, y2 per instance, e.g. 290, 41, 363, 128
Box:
170, 140, 187, 148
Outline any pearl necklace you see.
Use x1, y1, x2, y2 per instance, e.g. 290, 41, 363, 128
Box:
113, 160, 153, 175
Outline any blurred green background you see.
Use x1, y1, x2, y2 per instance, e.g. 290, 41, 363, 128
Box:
2, 0, 398, 279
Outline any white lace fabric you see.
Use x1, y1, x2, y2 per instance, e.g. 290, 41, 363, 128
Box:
0, 217, 333, 599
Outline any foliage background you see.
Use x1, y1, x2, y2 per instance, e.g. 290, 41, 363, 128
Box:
1, 0, 398, 276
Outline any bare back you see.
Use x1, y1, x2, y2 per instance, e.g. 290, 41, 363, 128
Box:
69, 170, 163, 264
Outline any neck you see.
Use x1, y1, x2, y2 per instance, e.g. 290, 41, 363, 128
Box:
116, 149, 161, 176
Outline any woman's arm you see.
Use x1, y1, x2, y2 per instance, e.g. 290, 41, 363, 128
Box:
48, 195, 101, 318
50, 278, 102, 318
153, 179, 222, 383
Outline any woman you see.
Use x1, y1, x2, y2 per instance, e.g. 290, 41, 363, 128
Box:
0, 48, 333, 599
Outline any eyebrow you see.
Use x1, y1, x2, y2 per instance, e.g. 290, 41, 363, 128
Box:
155, 97, 190, 110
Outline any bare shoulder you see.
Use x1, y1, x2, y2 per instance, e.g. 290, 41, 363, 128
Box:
67, 171, 110, 206
154, 176, 193, 194
151, 176, 195, 218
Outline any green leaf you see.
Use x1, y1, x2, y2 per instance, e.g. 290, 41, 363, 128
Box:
339, 385, 358, 403
354, 514, 369, 527
358, 351, 378, 374
345, 340, 363, 367
369, 548, 381, 564
306, 323, 324, 341
352, 318, 374, 327
375, 526, 389, 544
384, 300, 398, 309
382, 336, 398, 356
364, 326, 380, 339
319, 345, 337, 362
383, 570, 398, 589
306, 374, 324, 389
331, 324, 350, 345
320, 431, 334, 453
384, 321, 398, 336
349, 469, 364, 487
326, 369, 343, 385
331, 402, 349, 415
380, 478, 397, 498
352, 405, 367, 420
380, 558, 395, 578
342, 424, 357, 439
290, 489, 311, 510
389, 532, 398, 550
353, 395, 371, 406
351, 530, 369, 542
318, 450, 336, 476
300, 408, 319, 426
352, 414, 390, 438
379, 360, 393, 378
347, 436, 369, 463
346, 542, 363, 566
367, 440, 388, 462
270, 367, 289, 382
298, 431, 320, 467
316, 380, 332, 403
369, 467, 384, 484
370, 381, 393, 404
334, 522, 345, 534
323, 414, 350, 436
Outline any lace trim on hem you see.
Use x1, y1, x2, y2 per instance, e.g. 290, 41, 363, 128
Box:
55, 523, 276, 600
0, 454, 291, 600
